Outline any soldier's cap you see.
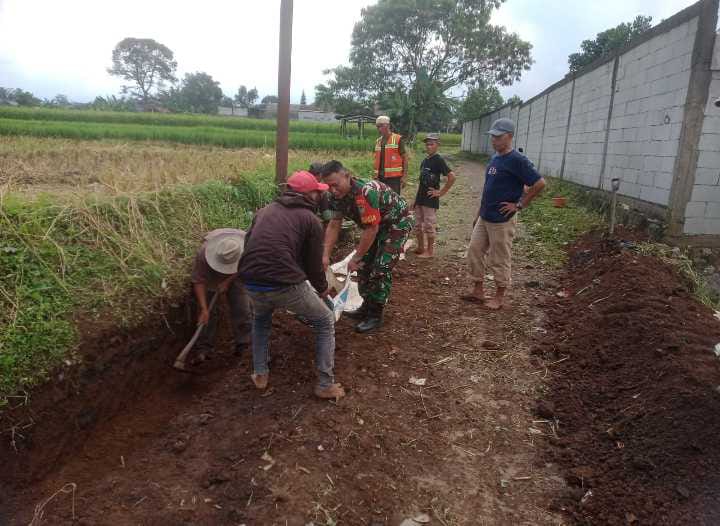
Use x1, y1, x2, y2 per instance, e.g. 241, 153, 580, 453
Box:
422, 133, 441, 142
487, 118, 515, 136
375, 115, 391, 125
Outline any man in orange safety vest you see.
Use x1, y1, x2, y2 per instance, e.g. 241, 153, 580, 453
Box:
373, 115, 408, 195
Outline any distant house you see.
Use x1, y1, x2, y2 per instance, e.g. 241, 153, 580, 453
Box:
249, 103, 336, 122
218, 105, 249, 117
298, 109, 337, 123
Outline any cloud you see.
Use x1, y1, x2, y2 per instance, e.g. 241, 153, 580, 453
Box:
491, 0, 698, 101
0, 0, 704, 104
0, 0, 371, 103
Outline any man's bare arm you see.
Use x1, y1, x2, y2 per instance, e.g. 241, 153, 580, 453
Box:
323, 218, 342, 270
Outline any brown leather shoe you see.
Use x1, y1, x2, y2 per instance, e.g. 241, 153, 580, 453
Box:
251, 373, 269, 390
314, 383, 345, 401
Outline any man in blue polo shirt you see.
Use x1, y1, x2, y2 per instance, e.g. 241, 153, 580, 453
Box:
462, 118, 546, 310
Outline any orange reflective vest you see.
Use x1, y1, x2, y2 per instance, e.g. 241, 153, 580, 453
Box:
373, 133, 404, 179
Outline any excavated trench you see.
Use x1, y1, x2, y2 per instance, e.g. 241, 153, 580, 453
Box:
0, 297, 234, 522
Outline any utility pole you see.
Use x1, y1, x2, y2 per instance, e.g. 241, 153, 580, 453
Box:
275, 0, 293, 186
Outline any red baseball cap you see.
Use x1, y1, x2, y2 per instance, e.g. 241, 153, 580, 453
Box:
287, 170, 329, 193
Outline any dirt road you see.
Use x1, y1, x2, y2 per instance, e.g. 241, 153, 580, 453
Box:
4, 159, 567, 524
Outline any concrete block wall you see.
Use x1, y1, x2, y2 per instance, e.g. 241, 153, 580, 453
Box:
471, 117, 482, 154
515, 105, 531, 152
540, 81, 574, 177
480, 114, 492, 153
684, 69, 720, 234
604, 18, 697, 205
564, 61, 615, 188
525, 95, 547, 168
461, 0, 720, 240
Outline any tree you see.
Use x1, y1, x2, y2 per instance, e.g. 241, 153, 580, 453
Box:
91, 95, 134, 112
313, 66, 375, 115
459, 82, 504, 122
317, 0, 531, 132
234, 86, 259, 107
0, 87, 41, 106
11, 89, 41, 106
234, 85, 248, 106
300, 90, 307, 106
48, 94, 70, 106
314, 82, 372, 115
381, 71, 456, 135
261, 95, 279, 104
164, 72, 223, 114
568, 15, 652, 73
108, 38, 178, 102
506, 94, 523, 107
182, 72, 223, 113
313, 84, 334, 112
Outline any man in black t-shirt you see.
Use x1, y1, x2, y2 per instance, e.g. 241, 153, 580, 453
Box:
413, 133, 456, 258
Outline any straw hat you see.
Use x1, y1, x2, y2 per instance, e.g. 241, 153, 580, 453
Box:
204, 229, 245, 274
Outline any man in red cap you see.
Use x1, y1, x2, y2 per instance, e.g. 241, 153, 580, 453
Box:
238, 171, 345, 400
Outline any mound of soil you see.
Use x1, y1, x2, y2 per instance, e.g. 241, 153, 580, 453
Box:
536, 233, 720, 524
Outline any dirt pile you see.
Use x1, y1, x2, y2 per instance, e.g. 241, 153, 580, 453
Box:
536, 232, 720, 524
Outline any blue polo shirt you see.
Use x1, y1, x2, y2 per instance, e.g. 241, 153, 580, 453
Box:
479, 150, 541, 223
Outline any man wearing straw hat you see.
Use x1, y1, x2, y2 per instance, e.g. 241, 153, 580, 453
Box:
373, 115, 408, 195
191, 228, 251, 363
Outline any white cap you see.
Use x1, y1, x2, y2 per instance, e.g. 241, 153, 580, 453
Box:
375, 115, 390, 125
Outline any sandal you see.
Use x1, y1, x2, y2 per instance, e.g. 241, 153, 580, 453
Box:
251, 373, 269, 390
460, 294, 485, 303
314, 383, 346, 401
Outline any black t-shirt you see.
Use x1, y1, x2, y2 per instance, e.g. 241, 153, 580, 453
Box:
415, 154, 451, 209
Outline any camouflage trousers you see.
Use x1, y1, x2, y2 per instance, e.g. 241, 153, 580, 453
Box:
358, 213, 415, 305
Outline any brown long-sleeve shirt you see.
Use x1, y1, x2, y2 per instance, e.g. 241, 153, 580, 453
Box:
238, 192, 328, 293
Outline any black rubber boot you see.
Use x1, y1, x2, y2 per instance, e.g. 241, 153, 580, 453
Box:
345, 301, 368, 320
355, 303, 384, 333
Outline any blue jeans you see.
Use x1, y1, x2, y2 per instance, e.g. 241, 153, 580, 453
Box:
247, 282, 335, 388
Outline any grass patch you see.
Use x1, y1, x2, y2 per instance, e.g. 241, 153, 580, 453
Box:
0, 106, 343, 134
0, 118, 376, 151
0, 107, 463, 145
518, 178, 605, 267
0, 180, 267, 402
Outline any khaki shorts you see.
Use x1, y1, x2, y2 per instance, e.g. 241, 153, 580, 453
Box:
414, 205, 438, 234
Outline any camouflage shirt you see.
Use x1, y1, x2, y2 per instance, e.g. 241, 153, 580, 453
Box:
328, 178, 410, 228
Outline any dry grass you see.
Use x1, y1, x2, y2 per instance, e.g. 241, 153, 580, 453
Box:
0, 136, 372, 196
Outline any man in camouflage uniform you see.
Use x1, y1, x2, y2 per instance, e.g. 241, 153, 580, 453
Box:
321, 160, 414, 333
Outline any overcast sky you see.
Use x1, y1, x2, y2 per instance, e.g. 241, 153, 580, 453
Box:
0, 0, 702, 105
